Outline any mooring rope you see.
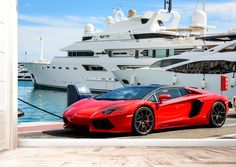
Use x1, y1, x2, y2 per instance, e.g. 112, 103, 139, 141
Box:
18, 98, 63, 119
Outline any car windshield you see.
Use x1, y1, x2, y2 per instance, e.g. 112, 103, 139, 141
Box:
95, 86, 157, 100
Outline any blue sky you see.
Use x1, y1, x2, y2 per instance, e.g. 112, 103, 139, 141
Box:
18, 0, 236, 61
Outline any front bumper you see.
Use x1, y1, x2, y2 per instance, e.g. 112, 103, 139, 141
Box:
63, 113, 133, 133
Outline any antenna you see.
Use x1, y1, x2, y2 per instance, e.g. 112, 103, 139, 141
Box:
164, 0, 172, 12
24, 51, 27, 62
194, 0, 206, 11
203, 0, 206, 11
40, 37, 44, 61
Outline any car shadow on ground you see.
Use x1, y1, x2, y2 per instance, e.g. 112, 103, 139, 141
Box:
41, 112, 236, 138
42, 125, 210, 139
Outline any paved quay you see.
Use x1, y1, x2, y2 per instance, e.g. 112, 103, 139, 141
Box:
18, 109, 236, 139
0, 147, 236, 167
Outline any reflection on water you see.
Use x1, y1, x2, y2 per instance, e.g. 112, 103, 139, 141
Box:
18, 81, 67, 122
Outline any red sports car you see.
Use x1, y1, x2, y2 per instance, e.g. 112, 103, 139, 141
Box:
63, 85, 228, 135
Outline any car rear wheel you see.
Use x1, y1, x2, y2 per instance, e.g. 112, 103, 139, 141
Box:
210, 101, 226, 128
133, 107, 154, 135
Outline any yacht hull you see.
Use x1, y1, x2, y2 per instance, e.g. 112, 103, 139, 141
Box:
113, 69, 236, 101
25, 57, 157, 91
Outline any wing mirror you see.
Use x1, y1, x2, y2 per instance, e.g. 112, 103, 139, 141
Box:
158, 94, 171, 103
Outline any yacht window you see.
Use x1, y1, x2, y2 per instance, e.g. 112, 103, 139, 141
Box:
19, 70, 28, 73
68, 51, 94, 57
122, 79, 129, 85
66, 67, 69, 70
107, 51, 112, 57
140, 50, 148, 57
133, 33, 174, 40
152, 50, 156, 58
79, 51, 94, 56
96, 51, 107, 55
113, 52, 127, 55
166, 49, 170, 57
117, 65, 146, 70
73, 67, 78, 70
68, 52, 73, 57
52, 66, 56, 69
158, 20, 164, 26
141, 18, 149, 24
82, 36, 93, 41
174, 48, 192, 55
73, 52, 77, 56
150, 59, 188, 68
58, 67, 62, 69
147, 49, 174, 58
219, 44, 236, 52
47, 66, 50, 69
135, 50, 139, 58
82, 65, 107, 71
100, 35, 110, 39
168, 61, 236, 74
40, 66, 44, 70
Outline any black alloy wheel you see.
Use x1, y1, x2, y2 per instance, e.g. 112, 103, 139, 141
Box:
133, 107, 154, 135
210, 101, 226, 128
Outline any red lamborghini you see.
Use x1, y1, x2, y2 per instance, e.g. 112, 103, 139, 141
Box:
63, 85, 228, 135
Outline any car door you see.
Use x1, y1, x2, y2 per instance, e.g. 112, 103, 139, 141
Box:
155, 88, 192, 128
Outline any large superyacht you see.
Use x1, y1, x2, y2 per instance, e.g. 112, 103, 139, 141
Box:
25, 0, 221, 92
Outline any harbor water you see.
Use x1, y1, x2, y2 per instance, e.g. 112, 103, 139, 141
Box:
18, 81, 67, 122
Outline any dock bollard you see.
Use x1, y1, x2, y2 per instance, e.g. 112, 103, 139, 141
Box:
232, 96, 236, 111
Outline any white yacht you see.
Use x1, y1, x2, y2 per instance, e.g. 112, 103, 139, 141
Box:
25, 1, 221, 92
113, 40, 236, 101
18, 63, 32, 81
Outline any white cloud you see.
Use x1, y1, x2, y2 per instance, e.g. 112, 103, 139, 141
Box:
88, 16, 106, 24
18, 14, 106, 62
206, 2, 236, 19
19, 14, 82, 28
65, 15, 82, 22
18, 25, 84, 62
19, 14, 106, 28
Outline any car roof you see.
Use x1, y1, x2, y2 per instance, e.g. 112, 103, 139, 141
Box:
126, 84, 168, 89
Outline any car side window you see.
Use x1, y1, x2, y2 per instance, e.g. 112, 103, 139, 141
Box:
155, 88, 181, 101
147, 95, 157, 102
178, 88, 189, 96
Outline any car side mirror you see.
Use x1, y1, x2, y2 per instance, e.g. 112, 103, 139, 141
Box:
158, 94, 171, 103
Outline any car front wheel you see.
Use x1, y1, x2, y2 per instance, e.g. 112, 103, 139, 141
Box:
133, 107, 154, 135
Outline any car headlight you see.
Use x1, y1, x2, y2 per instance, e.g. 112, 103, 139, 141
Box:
102, 106, 121, 114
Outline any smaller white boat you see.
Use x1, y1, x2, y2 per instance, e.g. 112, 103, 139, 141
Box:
112, 39, 236, 101
18, 63, 32, 81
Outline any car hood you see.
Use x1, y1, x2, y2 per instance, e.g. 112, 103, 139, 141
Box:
63, 98, 137, 117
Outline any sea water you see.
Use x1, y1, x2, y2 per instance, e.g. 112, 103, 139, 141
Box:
18, 81, 67, 122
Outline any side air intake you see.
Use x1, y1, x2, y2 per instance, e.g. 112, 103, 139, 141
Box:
189, 100, 204, 118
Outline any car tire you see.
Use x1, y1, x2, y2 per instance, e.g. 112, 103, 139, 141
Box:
210, 101, 226, 128
132, 107, 155, 135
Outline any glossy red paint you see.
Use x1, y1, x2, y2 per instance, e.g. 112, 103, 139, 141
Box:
63, 87, 229, 134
